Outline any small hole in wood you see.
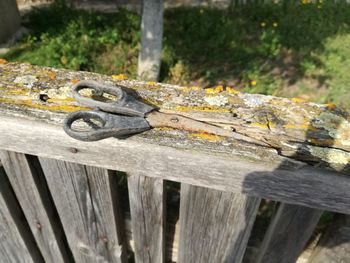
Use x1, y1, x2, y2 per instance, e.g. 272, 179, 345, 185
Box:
39, 94, 50, 102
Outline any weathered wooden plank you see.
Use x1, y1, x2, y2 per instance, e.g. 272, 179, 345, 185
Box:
0, 166, 44, 263
127, 174, 165, 263
0, 151, 71, 263
308, 214, 350, 263
0, 62, 349, 170
1, 115, 350, 214
86, 168, 127, 262
38, 158, 126, 263
178, 184, 260, 263
256, 203, 322, 263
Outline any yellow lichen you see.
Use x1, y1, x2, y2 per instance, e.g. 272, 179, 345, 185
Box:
0, 98, 88, 112
0, 59, 8, 64
181, 87, 191, 93
205, 88, 215, 94
47, 97, 75, 103
2, 88, 30, 96
112, 74, 128, 81
175, 105, 230, 113
291, 97, 307, 103
147, 81, 157, 86
47, 71, 57, 80
205, 85, 224, 94
191, 86, 201, 91
181, 86, 202, 93
226, 87, 240, 94
190, 132, 224, 141
325, 102, 337, 110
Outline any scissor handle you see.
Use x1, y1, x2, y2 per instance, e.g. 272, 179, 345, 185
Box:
72, 80, 155, 117
63, 110, 151, 141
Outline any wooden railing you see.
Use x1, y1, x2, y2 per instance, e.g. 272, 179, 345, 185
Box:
0, 62, 349, 263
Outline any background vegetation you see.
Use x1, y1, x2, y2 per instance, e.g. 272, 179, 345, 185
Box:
2, 0, 350, 108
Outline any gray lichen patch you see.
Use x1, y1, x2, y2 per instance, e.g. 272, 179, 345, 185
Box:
312, 112, 350, 146
308, 145, 350, 171
13, 75, 38, 88
204, 95, 229, 106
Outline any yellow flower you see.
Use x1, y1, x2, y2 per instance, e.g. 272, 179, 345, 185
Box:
260, 22, 267, 27
250, 80, 257, 86
273, 22, 278, 28
0, 59, 8, 64
112, 74, 127, 81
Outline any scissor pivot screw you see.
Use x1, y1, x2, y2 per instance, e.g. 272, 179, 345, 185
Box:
69, 147, 78, 153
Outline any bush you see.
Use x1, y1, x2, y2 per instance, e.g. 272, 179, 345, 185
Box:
3, 1, 350, 107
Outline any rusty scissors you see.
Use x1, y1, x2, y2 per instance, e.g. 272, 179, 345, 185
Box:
64, 80, 266, 146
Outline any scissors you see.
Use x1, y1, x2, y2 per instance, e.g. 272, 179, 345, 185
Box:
63, 80, 268, 146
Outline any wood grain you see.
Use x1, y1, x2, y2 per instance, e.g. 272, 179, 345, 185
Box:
0, 62, 349, 169
0, 165, 43, 263
256, 203, 322, 263
0, 151, 70, 263
0, 116, 350, 214
178, 184, 260, 263
38, 158, 126, 263
127, 174, 165, 263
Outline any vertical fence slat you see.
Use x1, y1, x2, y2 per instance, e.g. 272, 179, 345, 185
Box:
127, 174, 165, 263
38, 157, 126, 263
0, 151, 70, 263
86, 168, 127, 261
178, 184, 260, 263
256, 203, 322, 263
0, 165, 43, 263
308, 214, 350, 263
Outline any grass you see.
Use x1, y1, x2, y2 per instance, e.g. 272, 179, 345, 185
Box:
2, 0, 350, 108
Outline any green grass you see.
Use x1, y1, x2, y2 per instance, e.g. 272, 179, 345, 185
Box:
2, 1, 350, 107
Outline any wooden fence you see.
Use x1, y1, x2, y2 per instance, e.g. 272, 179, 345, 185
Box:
0, 62, 349, 263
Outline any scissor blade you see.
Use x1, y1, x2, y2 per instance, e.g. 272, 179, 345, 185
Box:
145, 111, 270, 147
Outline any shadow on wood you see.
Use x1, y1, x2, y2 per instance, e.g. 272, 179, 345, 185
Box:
247, 112, 350, 263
